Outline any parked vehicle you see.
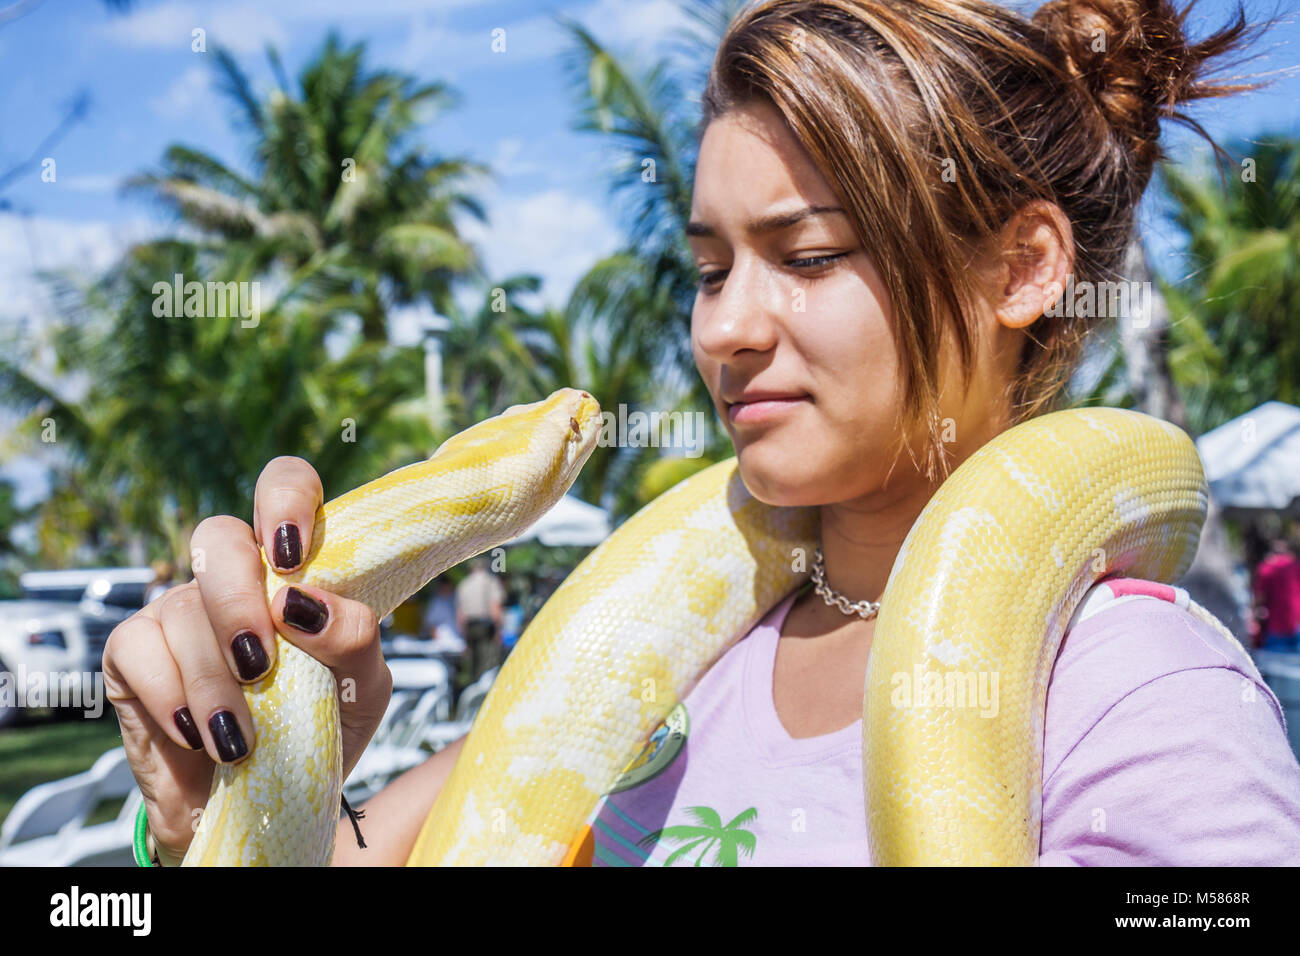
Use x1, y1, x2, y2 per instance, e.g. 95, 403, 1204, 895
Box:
0, 601, 93, 729
16, 570, 104, 604
20, 568, 154, 673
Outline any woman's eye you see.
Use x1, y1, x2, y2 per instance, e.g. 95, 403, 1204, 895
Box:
695, 252, 849, 292
788, 252, 849, 270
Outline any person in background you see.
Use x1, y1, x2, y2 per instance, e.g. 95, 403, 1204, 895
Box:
455, 557, 505, 688
500, 582, 525, 658
423, 576, 460, 644
143, 560, 175, 606
1253, 534, 1300, 652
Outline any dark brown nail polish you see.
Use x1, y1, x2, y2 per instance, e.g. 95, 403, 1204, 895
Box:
273, 522, 301, 571
209, 711, 247, 762
283, 587, 328, 633
173, 706, 203, 750
231, 631, 270, 681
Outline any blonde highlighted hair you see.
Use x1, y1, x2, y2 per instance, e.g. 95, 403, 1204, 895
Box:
700, 0, 1280, 479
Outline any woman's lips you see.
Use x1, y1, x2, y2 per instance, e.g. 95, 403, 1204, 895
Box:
728, 396, 809, 424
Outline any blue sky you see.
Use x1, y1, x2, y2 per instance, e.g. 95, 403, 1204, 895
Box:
1, 0, 1298, 509
0, 0, 702, 328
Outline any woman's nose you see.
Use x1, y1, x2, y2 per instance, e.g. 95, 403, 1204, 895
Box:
693, 258, 781, 360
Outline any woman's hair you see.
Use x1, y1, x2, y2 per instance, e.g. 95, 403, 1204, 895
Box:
699, 0, 1281, 480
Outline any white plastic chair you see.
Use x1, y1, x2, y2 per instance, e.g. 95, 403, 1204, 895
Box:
60, 789, 142, 867
420, 719, 472, 752
388, 657, 454, 728
455, 665, 498, 723
0, 747, 140, 867
344, 686, 438, 802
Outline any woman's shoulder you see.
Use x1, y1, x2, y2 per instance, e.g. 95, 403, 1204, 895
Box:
1040, 577, 1300, 866
1056, 577, 1261, 678
1045, 576, 1287, 781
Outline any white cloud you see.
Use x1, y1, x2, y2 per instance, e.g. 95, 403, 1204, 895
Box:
392, 0, 693, 77
0, 214, 158, 511
393, 10, 571, 74
488, 137, 544, 178
149, 64, 215, 120
228, 0, 492, 20
0, 213, 159, 327
458, 186, 622, 310
576, 0, 694, 53
60, 174, 126, 193
103, 2, 288, 55
0, 454, 51, 511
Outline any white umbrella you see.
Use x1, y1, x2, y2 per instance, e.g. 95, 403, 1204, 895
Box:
1195, 401, 1300, 513
505, 495, 611, 547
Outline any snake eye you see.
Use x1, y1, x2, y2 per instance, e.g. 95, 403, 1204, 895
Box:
569, 417, 581, 436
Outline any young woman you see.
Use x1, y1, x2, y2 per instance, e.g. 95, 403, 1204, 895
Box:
105, 0, 1300, 866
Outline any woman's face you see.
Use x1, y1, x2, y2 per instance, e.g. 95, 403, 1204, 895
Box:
690, 99, 900, 507
689, 98, 1011, 508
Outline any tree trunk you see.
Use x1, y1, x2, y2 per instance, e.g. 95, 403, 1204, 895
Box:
1120, 237, 1245, 637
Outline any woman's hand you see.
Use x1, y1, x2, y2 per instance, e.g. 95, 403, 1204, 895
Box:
102, 456, 393, 865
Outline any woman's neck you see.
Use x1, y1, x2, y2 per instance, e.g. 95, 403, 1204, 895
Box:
816, 474, 939, 607
809, 393, 1016, 614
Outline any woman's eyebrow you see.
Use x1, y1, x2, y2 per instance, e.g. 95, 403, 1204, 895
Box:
685, 204, 846, 239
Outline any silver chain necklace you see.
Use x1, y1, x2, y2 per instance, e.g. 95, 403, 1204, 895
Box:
810, 547, 881, 621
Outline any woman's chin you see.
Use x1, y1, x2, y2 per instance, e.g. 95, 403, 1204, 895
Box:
735, 446, 827, 508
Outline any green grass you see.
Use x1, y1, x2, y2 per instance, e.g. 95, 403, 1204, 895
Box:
0, 714, 127, 828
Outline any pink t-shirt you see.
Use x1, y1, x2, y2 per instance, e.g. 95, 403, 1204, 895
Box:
1256, 553, 1300, 638
585, 578, 1300, 866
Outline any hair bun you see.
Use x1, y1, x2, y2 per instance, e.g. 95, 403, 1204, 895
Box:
1032, 0, 1252, 170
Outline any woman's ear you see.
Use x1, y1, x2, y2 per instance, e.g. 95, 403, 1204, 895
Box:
985, 200, 1074, 330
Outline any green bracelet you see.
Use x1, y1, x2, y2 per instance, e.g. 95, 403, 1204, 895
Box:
133, 800, 159, 867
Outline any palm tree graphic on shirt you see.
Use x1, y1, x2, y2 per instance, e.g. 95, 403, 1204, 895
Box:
639, 806, 758, 866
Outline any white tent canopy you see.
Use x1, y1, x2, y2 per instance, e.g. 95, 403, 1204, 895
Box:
1195, 401, 1300, 514
505, 494, 611, 547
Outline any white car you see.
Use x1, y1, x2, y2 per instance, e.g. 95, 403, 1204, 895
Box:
0, 601, 94, 729
20, 568, 154, 673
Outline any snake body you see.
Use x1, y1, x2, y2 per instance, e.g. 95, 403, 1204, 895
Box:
181, 388, 602, 865
187, 395, 1211, 866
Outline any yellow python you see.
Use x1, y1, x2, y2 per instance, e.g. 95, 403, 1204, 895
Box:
184, 391, 1213, 866
182, 388, 602, 865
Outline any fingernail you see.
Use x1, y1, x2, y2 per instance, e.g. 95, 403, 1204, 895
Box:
283, 587, 328, 633
231, 631, 270, 681
209, 711, 247, 762
272, 522, 301, 571
173, 707, 203, 750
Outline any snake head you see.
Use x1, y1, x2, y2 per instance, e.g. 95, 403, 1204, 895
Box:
431, 387, 603, 491
525, 388, 603, 489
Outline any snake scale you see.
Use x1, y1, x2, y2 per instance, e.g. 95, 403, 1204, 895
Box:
182, 388, 1211, 866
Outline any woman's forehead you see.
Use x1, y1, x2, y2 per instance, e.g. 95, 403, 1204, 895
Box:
691, 105, 840, 236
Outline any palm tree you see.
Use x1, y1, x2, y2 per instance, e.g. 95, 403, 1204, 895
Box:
0, 35, 505, 571
509, 260, 668, 513
127, 34, 488, 342
1112, 236, 1241, 634
1158, 137, 1300, 433
1154, 136, 1300, 637
1082, 137, 1300, 636
0, 478, 34, 598
437, 275, 548, 433
640, 804, 757, 866
1, 238, 436, 574
437, 258, 711, 516
551, 5, 739, 510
